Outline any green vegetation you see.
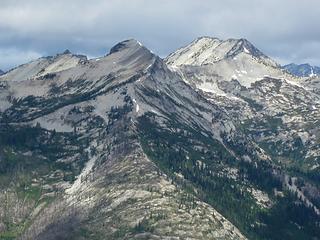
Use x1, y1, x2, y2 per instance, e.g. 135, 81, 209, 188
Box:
138, 113, 320, 240
255, 191, 320, 240
0, 124, 89, 239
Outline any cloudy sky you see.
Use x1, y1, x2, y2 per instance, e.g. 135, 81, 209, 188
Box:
0, 0, 319, 70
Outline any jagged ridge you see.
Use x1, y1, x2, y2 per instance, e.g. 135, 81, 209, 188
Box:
0, 37, 319, 240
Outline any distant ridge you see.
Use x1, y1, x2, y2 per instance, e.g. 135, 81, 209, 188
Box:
283, 63, 320, 77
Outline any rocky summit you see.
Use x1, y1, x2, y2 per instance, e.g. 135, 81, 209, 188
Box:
0, 37, 320, 240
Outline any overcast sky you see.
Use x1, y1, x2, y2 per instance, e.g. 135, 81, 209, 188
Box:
0, 0, 319, 71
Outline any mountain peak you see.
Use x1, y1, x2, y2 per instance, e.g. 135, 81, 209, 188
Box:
0, 69, 4, 75
106, 39, 156, 69
54, 49, 73, 57
165, 36, 278, 68
62, 49, 71, 55
55, 49, 88, 60
195, 36, 221, 42
226, 38, 265, 58
0, 50, 88, 82
283, 63, 320, 77
109, 39, 144, 55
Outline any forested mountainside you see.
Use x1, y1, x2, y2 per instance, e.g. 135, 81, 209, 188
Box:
0, 37, 319, 240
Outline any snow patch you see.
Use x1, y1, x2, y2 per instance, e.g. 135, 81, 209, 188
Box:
132, 98, 139, 113
66, 153, 97, 195
243, 47, 250, 54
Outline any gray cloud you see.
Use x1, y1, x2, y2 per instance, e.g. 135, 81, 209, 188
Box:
0, 0, 319, 70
